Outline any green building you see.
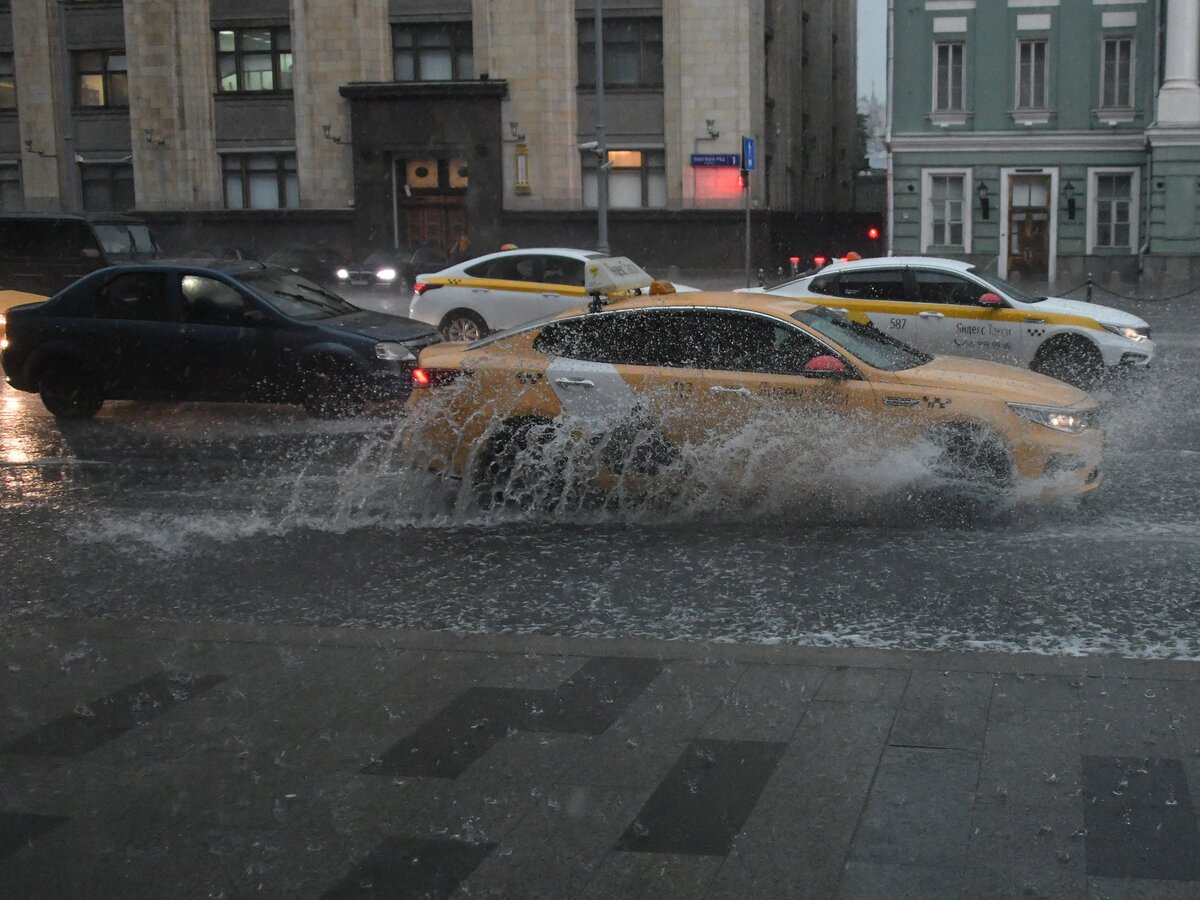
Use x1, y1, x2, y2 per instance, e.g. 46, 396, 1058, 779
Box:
887, 0, 1200, 288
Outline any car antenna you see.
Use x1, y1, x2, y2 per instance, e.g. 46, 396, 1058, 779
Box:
587, 290, 607, 314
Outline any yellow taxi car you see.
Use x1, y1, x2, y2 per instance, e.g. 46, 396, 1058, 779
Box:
405, 261, 1103, 508
0, 289, 47, 351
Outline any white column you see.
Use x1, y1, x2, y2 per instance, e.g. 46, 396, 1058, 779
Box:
1157, 0, 1200, 125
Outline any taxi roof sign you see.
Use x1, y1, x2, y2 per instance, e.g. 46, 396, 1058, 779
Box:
584, 257, 653, 296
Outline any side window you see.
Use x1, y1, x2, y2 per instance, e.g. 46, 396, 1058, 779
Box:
180, 274, 255, 326
542, 256, 585, 287
836, 269, 907, 301
808, 274, 839, 296
912, 270, 988, 306
95, 272, 172, 322
695, 312, 829, 374
468, 255, 545, 282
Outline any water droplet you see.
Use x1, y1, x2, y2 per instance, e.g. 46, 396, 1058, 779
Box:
1044, 772, 1059, 784
1056, 851, 1070, 865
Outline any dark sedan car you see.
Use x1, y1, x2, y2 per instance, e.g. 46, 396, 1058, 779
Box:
0, 263, 440, 419
264, 245, 350, 287
335, 246, 449, 293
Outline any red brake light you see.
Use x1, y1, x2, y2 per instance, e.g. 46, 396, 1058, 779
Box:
411, 367, 468, 388
788, 256, 800, 265
414, 282, 429, 295
412, 367, 431, 387
813, 256, 827, 267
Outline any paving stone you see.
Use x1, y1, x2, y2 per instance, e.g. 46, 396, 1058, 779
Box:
977, 706, 1084, 807
815, 666, 909, 705
575, 851, 723, 899
1086, 876, 1200, 899
644, 658, 744, 698
475, 654, 585, 690
990, 673, 1088, 713
890, 670, 993, 751
850, 746, 978, 867
966, 800, 1088, 900
453, 785, 646, 899
700, 664, 826, 742
837, 861, 967, 899
321, 834, 495, 899
706, 702, 895, 898
458, 731, 594, 789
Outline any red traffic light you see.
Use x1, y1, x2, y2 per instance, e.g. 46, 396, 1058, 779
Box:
788, 256, 800, 265
867, 226, 881, 240
813, 256, 828, 267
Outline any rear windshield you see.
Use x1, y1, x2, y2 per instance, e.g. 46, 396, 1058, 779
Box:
94, 223, 160, 260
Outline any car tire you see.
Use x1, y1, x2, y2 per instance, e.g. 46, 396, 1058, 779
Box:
1031, 336, 1105, 388
923, 422, 1013, 520
303, 359, 365, 419
38, 362, 103, 420
472, 417, 561, 510
440, 310, 488, 343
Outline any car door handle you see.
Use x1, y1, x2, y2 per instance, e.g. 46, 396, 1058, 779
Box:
918, 311, 946, 318
471, 288, 489, 293
1024, 317, 1045, 324
555, 378, 594, 388
710, 386, 752, 396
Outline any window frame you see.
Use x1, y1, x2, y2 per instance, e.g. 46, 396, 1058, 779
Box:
920, 168, 973, 254
214, 27, 293, 94
933, 41, 965, 113
577, 16, 664, 89
73, 49, 128, 110
1086, 167, 1139, 255
0, 160, 21, 211
0, 52, 16, 110
79, 162, 134, 212
1015, 38, 1048, 111
581, 148, 667, 209
1100, 35, 1134, 111
391, 22, 474, 82
221, 152, 299, 210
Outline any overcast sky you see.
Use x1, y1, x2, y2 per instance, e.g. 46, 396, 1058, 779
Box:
857, 0, 888, 101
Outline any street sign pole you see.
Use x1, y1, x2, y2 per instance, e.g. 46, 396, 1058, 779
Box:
742, 136, 756, 287
594, 0, 609, 255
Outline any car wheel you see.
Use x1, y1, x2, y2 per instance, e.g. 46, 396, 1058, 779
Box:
924, 423, 1013, 519
440, 310, 488, 343
38, 362, 103, 420
472, 417, 562, 510
1031, 336, 1105, 388
303, 360, 365, 419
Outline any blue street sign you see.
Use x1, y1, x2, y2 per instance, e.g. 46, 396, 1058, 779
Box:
690, 154, 740, 167
742, 136, 756, 171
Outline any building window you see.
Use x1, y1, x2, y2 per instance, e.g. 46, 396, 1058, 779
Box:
934, 42, 964, 112
1016, 39, 1047, 109
578, 18, 663, 88
74, 51, 128, 108
216, 28, 293, 93
0, 53, 15, 109
222, 153, 298, 209
393, 23, 473, 81
1090, 170, 1137, 252
81, 163, 134, 212
923, 171, 970, 251
1101, 37, 1133, 109
582, 149, 666, 209
0, 162, 22, 211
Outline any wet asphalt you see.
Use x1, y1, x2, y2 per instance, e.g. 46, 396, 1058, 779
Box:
2, 296, 1199, 659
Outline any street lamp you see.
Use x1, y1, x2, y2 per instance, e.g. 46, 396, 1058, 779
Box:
977, 181, 990, 220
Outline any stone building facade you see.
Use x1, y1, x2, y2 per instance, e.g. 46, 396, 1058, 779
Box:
0, 0, 859, 268
888, 0, 1200, 287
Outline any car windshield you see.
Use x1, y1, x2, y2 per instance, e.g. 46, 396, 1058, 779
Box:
240, 270, 359, 320
967, 267, 1043, 303
94, 223, 160, 259
792, 307, 932, 370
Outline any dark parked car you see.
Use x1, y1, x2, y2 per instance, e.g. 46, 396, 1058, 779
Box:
0, 263, 440, 419
0, 213, 164, 296
264, 245, 350, 286
336, 246, 449, 293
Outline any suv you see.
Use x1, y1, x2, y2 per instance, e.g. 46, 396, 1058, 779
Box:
0, 213, 163, 297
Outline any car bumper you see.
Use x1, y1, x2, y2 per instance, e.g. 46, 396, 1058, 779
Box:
1095, 333, 1155, 369
364, 362, 417, 401
1011, 424, 1105, 502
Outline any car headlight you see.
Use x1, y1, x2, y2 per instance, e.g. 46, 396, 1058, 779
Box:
1008, 403, 1094, 434
336, 268, 350, 280
375, 342, 415, 362
1101, 323, 1150, 342
375, 268, 398, 283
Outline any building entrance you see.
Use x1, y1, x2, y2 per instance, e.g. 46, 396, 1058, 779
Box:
1008, 175, 1051, 279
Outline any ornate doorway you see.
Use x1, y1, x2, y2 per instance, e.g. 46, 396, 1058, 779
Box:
1007, 175, 1051, 279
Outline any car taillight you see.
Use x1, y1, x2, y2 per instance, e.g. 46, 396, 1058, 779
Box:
411, 367, 468, 388
414, 282, 440, 295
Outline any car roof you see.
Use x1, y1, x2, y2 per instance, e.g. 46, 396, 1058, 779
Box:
456, 248, 603, 266
813, 256, 975, 275
601, 290, 817, 319
92, 261, 271, 278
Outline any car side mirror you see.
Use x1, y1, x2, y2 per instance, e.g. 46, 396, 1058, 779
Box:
804, 355, 849, 378
979, 292, 1003, 308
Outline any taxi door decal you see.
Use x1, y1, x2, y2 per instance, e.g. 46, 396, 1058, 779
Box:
545, 357, 638, 422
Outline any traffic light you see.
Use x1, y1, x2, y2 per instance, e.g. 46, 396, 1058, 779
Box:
867, 226, 881, 241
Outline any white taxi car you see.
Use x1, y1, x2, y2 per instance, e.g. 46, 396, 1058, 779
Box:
408, 247, 694, 342
740, 256, 1154, 385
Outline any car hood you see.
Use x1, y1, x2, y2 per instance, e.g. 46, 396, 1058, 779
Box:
884, 355, 1095, 408
1021, 296, 1147, 328
318, 311, 438, 343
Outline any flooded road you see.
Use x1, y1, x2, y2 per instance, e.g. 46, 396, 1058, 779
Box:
3, 298, 1199, 659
